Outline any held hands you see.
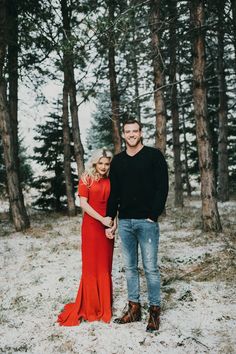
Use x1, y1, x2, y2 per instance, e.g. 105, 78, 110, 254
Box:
105, 227, 115, 239
102, 216, 113, 228
105, 218, 117, 239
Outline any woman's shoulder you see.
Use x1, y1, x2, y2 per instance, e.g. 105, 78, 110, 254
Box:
79, 174, 94, 188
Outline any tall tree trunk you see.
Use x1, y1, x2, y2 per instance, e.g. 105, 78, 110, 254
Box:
130, 6, 141, 122
60, 0, 76, 216
69, 84, 84, 178
179, 78, 192, 196
62, 84, 76, 216
169, 0, 183, 207
7, 0, 18, 220
0, 80, 30, 230
191, 0, 222, 231
150, 0, 167, 154
0, 0, 6, 79
182, 113, 192, 197
216, 0, 229, 202
61, 0, 84, 179
0, 0, 30, 231
231, 0, 236, 70
108, 1, 121, 154
7, 0, 18, 158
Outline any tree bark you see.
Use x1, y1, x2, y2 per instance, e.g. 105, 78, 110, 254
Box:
62, 83, 76, 216
0, 0, 30, 231
61, 0, 84, 179
108, 1, 122, 154
191, 0, 222, 231
60, 0, 76, 216
0, 80, 30, 230
7, 0, 18, 158
182, 113, 192, 197
0, 0, 6, 78
179, 77, 192, 197
230, 0, 236, 70
169, 0, 183, 207
130, 5, 141, 122
216, 0, 229, 202
150, 0, 166, 154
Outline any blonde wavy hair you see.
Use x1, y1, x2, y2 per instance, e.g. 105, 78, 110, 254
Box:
81, 148, 113, 186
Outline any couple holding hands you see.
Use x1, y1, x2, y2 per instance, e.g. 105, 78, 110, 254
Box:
57, 119, 168, 332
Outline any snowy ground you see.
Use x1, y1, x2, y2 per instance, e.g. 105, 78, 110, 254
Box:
0, 198, 236, 354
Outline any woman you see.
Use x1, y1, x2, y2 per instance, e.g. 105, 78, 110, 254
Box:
57, 148, 115, 326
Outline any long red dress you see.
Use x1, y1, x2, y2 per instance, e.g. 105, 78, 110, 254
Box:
57, 177, 114, 326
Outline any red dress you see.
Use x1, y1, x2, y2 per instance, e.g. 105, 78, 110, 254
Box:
57, 177, 114, 326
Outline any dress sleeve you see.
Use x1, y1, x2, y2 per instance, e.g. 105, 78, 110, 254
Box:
78, 179, 89, 198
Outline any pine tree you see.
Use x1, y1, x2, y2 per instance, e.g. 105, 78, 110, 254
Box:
87, 93, 114, 152
32, 110, 77, 211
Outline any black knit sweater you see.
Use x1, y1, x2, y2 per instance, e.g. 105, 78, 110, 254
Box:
107, 146, 169, 222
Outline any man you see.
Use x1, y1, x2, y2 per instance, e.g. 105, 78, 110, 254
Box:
106, 118, 168, 332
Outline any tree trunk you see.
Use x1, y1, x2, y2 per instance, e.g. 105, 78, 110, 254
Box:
7, 0, 18, 158
169, 0, 183, 207
130, 6, 141, 122
216, 0, 229, 202
108, 1, 121, 154
61, 0, 84, 179
69, 84, 84, 178
0, 80, 30, 230
60, 0, 76, 216
231, 0, 236, 70
0, 0, 6, 79
7, 0, 19, 220
191, 0, 222, 231
62, 84, 76, 216
182, 114, 192, 197
150, 0, 167, 154
179, 77, 192, 197
0, 0, 30, 231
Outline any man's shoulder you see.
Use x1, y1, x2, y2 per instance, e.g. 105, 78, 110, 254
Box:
144, 145, 163, 156
143, 146, 167, 164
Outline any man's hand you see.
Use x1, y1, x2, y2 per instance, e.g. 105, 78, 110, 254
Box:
146, 218, 154, 223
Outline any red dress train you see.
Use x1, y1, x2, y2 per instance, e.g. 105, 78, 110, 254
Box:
57, 177, 114, 326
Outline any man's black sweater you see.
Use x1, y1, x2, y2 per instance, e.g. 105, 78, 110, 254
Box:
107, 146, 169, 222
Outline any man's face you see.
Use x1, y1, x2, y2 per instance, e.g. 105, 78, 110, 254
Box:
122, 123, 142, 148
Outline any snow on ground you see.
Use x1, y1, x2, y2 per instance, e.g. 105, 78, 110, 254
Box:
0, 199, 236, 354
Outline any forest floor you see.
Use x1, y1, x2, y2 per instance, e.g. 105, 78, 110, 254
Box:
0, 196, 236, 354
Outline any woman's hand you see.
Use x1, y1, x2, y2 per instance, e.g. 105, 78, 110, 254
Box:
105, 228, 115, 239
101, 216, 113, 227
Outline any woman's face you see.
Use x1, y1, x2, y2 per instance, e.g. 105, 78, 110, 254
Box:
95, 157, 111, 177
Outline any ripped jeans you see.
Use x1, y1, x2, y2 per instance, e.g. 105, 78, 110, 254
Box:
118, 219, 160, 306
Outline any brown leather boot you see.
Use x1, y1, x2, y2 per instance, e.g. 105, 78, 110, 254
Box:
114, 301, 141, 324
146, 305, 160, 332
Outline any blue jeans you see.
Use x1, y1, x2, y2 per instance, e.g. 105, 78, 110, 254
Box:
118, 219, 160, 306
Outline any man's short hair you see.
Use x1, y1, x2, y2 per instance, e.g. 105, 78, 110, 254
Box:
122, 119, 142, 132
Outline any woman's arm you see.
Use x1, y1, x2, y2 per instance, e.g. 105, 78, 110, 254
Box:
80, 196, 112, 227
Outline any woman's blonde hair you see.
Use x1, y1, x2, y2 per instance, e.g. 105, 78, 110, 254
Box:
81, 148, 113, 186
